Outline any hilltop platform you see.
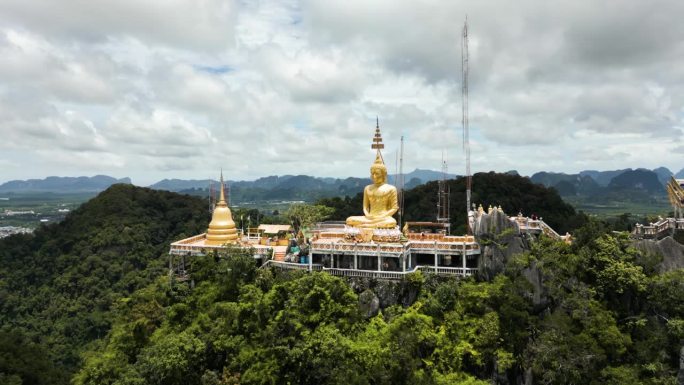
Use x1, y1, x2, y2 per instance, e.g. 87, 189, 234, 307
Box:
170, 233, 285, 258
305, 228, 480, 279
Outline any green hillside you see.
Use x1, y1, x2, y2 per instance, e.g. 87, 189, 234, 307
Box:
0, 184, 208, 380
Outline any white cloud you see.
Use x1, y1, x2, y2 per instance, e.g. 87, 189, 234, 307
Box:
0, 0, 683, 185
0, 0, 237, 50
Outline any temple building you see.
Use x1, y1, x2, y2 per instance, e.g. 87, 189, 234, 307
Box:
666, 177, 684, 219
169, 123, 573, 280
631, 177, 684, 239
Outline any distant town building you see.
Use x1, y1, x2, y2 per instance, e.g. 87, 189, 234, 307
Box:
4, 209, 35, 216
0, 226, 33, 238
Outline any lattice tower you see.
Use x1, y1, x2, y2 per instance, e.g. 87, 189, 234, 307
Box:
461, 17, 472, 234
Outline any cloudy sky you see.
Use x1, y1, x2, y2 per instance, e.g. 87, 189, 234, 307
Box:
1, 0, 683, 185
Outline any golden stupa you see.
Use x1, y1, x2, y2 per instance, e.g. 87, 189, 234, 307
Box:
205, 172, 238, 245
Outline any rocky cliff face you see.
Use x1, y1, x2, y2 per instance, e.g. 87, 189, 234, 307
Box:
473, 209, 531, 281
633, 236, 684, 273
347, 276, 422, 314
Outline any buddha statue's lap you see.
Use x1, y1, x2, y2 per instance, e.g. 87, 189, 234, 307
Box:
346, 214, 396, 228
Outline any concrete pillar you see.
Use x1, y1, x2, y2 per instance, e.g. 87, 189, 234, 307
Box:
354, 245, 358, 270
434, 241, 438, 270
377, 244, 381, 271
462, 241, 467, 276
402, 250, 406, 272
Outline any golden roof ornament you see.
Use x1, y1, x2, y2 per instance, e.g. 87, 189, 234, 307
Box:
372, 117, 384, 150
371, 117, 385, 166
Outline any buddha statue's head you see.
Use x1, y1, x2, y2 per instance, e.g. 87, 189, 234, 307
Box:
370, 153, 387, 185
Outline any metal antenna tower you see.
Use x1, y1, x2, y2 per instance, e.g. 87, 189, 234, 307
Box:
399, 135, 405, 228
461, 17, 472, 234
394, 149, 399, 198
437, 151, 451, 234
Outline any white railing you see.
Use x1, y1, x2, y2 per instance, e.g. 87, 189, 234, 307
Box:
171, 233, 207, 245
418, 265, 476, 276
322, 265, 476, 279
511, 217, 564, 241
632, 217, 680, 239
407, 241, 480, 254
260, 260, 323, 271
538, 220, 562, 240
311, 240, 480, 257
323, 267, 410, 280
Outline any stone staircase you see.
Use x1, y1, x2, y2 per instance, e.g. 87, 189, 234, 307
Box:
273, 250, 287, 261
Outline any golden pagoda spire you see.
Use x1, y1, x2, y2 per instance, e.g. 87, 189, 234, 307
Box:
372, 116, 385, 164
218, 169, 226, 204
205, 170, 238, 245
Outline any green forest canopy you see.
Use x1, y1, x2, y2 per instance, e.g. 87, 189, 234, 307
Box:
0, 176, 682, 384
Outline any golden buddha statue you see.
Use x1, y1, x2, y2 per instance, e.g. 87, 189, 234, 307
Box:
346, 123, 399, 229
205, 173, 239, 245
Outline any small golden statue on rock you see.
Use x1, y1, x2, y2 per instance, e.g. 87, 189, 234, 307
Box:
346, 120, 399, 229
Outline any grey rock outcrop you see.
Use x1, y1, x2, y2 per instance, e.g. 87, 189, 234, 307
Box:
520, 261, 550, 309
347, 276, 423, 309
358, 289, 380, 318
633, 236, 684, 273
473, 209, 530, 281
472, 208, 517, 236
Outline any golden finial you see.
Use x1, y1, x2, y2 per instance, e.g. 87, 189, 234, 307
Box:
218, 169, 226, 204
371, 117, 384, 150
373, 152, 384, 166
371, 117, 385, 164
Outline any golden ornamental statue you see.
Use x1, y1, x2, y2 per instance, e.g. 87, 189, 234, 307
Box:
346, 121, 399, 229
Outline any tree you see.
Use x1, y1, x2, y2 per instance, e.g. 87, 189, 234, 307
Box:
135, 331, 205, 385
316, 195, 361, 221
0, 331, 68, 385
285, 203, 334, 234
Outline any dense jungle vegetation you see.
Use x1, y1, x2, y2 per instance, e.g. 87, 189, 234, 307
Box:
0, 175, 682, 384
0, 184, 208, 383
